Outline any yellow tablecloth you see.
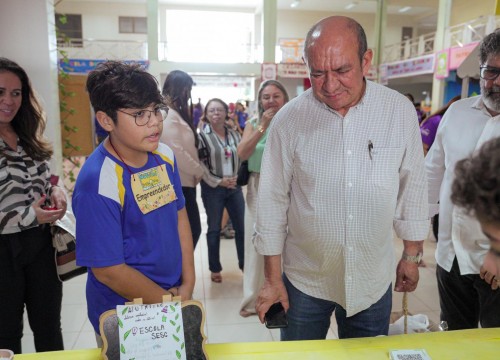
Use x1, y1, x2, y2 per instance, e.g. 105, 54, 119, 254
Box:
15, 328, 500, 359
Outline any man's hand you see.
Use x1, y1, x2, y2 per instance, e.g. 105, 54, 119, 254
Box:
394, 259, 420, 292
255, 277, 289, 324
480, 260, 499, 291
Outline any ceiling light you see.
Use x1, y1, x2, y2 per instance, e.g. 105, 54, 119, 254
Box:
399, 6, 412, 13
290, 0, 300, 8
345, 2, 358, 10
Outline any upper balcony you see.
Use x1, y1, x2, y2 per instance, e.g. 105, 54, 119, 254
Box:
382, 15, 500, 64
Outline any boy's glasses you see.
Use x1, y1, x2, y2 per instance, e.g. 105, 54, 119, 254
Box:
479, 66, 500, 81
117, 106, 169, 126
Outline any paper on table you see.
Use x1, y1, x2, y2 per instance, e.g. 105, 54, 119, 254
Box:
389, 349, 431, 360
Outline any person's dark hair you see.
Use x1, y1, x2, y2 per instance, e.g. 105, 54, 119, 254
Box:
0, 57, 53, 161
162, 70, 198, 147
404, 93, 415, 104
451, 137, 500, 224
304, 16, 367, 64
86, 61, 164, 123
479, 29, 500, 65
257, 80, 290, 119
201, 98, 229, 125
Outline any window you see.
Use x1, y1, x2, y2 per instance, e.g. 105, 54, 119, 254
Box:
119, 17, 147, 34
165, 10, 254, 63
55, 13, 83, 47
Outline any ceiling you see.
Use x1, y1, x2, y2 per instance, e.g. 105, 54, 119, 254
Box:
63, 0, 438, 16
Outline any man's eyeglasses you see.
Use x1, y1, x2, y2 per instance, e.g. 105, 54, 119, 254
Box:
480, 66, 500, 81
117, 106, 168, 126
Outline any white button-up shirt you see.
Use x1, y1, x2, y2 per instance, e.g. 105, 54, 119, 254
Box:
254, 81, 429, 316
426, 96, 500, 274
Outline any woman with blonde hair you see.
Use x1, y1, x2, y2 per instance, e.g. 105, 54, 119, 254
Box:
237, 80, 289, 317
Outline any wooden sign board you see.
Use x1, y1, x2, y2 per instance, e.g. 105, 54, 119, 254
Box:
100, 296, 207, 360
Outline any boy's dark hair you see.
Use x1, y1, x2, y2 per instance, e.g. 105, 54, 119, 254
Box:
86, 61, 164, 122
451, 137, 500, 224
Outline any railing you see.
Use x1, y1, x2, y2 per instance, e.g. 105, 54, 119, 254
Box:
383, 32, 435, 63
58, 16, 500, 65
382, 15, 500, 64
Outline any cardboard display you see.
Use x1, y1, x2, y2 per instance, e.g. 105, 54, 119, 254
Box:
99, 296, 207, 360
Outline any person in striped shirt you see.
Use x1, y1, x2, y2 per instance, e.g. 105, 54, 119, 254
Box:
0, 57, 67, 353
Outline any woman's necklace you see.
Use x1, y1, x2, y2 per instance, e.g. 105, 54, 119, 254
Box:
214, 127, 232, 158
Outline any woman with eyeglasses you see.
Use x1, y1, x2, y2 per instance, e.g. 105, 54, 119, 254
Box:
198, 98, 244, 283
161, 70, 204, 248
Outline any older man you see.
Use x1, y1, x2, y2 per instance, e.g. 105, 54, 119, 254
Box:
426, 30, 500, 330
254, 16, 429, 340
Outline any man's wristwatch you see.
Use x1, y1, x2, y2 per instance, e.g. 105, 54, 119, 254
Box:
401, 252, 423, 264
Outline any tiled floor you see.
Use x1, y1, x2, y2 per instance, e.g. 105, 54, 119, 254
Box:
20, 194, 440, 353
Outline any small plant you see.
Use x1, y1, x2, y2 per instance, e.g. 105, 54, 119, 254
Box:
55, 9, 82, 193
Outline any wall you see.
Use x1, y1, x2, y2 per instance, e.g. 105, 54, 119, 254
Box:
56, 1, 148, 42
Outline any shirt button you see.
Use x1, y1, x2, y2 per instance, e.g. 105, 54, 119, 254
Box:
348, 215, 353, 220
348, 182, 353, 187
347, 150, 352, 155
348, 246, 353, 251
347, 276, 352, 281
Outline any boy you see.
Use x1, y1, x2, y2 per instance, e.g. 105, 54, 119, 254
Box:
451, 136, 500, 288
73, 61, 195, 337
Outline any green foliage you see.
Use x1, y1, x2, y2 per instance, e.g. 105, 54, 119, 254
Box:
55, 9, 81, 193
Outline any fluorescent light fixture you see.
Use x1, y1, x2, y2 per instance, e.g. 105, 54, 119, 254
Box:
290, 0, 300, 8
399, 6, 412, 13
345, 2, 358, 10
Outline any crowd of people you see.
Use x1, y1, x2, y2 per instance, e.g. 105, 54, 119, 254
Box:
1, 14, 500, 355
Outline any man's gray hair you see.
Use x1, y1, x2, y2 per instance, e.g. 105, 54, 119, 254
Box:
479, 29, 500, 65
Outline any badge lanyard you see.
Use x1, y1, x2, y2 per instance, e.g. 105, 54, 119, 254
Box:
108, 138, 177, 214
214, 128, 233, 176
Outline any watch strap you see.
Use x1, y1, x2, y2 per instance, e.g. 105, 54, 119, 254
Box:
401, 252, 423, 264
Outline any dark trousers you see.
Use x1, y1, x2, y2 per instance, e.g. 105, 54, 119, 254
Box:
200, 181, 245, 272
182, 186, 202, 249
437, 257, 500, 330
0, 226, 63, 354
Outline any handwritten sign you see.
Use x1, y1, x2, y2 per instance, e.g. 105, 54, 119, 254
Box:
116, 302, 186, 360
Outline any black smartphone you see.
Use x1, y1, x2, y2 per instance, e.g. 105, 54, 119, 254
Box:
264, 302, 288, 329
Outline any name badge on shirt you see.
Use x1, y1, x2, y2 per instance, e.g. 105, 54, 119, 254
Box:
131, 164, 177, 214
222, 157, 233, 177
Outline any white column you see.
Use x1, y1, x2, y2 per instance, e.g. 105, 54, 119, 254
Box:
0, 0, 62, 174
147, 0, 159, 61
373, 0, 387, 70
431, 0, 452, 110
262, 0, 277, 63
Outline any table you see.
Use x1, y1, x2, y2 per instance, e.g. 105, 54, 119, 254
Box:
15, 328, 500, 359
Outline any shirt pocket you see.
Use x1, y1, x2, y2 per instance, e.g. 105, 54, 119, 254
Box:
370, 147, 402, 191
